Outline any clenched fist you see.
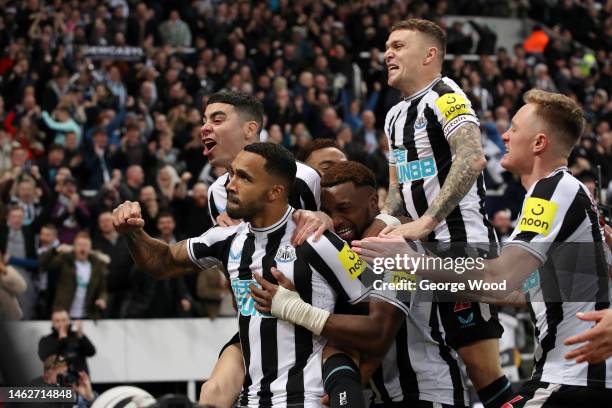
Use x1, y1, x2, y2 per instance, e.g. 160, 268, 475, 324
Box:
112, 201, 146, 233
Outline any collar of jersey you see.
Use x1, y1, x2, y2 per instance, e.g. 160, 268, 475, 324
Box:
402, 76, 442, 102
248, 205, 294, 235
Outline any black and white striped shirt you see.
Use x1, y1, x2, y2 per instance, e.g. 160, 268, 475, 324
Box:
384, 76, 495, 243
370, 285, 470, 407
208, 162, 321, 222
188, 206, 403, 407
506, 167, 611, 388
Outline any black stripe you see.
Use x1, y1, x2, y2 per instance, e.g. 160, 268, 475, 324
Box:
583, 188, 610, 387
257, 228, 286, 406
423, 105, 467, 242
395, 321, 419, 402
402, 97, 429, 218
286, 256, 312, 407
371, 364, 393, 403
191, 234, 234, 262
477, 174, 498, 245
388, 107, 403, 149
553, 191, 585, 243
302, 241, 350, 303
238, 234, 257, 407
532, 301, 563, 382
209, 191, 220, 221
514, 171, 564, 242
429, 302, 466, 406
432, 80, 455, 97
290, 178, 317, 211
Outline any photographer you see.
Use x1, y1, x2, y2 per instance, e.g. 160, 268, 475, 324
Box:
38, 309, 96, 373
31, 354, 97, 408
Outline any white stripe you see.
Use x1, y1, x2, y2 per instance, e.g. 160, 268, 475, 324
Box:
523, 383, 562, 407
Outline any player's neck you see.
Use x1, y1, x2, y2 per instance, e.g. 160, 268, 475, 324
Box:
521, 157, 568, 190
249, 202, 290, 230
400, 72, 441, 98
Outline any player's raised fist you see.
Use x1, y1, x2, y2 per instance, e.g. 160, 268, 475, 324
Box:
112, 201, 145, 233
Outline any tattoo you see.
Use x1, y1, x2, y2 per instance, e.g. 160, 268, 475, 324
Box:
424, 122, 485, 223
124, 230, 195, 279
383, 182, 407, 217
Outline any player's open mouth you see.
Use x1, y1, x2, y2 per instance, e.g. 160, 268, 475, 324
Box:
202, 139, 217, 155
388, 64, 399, 73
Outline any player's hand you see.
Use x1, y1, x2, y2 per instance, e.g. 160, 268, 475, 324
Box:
320, 394, 330, 406
216, 212, 240, 227
112, 201, 145, 233
379, 216, 435, 240
564, 309, 612, 364
250, 267, 296, 313
352, 236, 419, 265
95, 298, 107, 310
291, 210, 332, 246
361, 219, 386, 238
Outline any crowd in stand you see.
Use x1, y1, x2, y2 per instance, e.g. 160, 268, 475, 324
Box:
0, 0, 610, 321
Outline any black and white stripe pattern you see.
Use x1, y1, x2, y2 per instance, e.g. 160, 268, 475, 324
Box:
208, 161, 321, 223
370, 288, 470, 407
384, 76, 494, 243
506, 167, 612, 389
188, 206, 401, 407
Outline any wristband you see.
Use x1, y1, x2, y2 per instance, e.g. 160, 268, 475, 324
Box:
375, 213, 401, 226
271, 285, 330, 335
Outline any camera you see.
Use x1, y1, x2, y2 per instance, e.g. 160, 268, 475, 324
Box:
56, 353, 80, 387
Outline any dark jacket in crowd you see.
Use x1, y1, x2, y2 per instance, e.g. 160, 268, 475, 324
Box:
37, 325, 96, 373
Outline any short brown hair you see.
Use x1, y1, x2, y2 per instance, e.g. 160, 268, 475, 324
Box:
296, 139, 343, 162
74, 231, 91, 242
391, 19, 446, 60
523, 89, 586, 151
322, 161, 377, 190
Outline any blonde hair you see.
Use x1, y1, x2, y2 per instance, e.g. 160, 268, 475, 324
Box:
523, 89, 586, 151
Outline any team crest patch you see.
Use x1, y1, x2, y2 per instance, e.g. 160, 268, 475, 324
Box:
414, 114, 427, 130
275, 245, 297, 263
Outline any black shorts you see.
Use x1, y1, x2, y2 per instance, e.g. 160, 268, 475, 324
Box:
437, 300, 504, 350
502, 379, 612, 407
218, 331, 241, 358
371, 400, 467, 408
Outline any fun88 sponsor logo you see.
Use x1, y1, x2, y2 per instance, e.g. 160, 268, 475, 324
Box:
393, 150, 437, 184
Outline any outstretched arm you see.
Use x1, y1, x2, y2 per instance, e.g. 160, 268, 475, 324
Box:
112, 201, 199, 279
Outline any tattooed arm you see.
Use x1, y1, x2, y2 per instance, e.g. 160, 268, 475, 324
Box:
383, 165, 407, 217
424, 122, 486, 223
380, 122, 486, 239
113, 201, 200, 279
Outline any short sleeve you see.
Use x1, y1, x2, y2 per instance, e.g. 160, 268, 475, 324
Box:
432, 90, 480, 141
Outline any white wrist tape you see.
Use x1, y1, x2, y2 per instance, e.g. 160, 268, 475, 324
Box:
271, 285, 330, 335
375, 213, 401, 226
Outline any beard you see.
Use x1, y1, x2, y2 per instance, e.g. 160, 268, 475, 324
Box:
226, 193, 265, 221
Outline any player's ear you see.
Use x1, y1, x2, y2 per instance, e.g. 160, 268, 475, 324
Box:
423, 46, 438, 65
267, 183, 285, 201
244, 120, 259, 142
533, 133, 548, 155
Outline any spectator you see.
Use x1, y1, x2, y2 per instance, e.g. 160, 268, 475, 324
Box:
0, 261, 27, 320
37, 309, 96, 373
40, 232, 108, 319
523, 25, 549, 55
92, 212, 133, 319
159, 10, 192, 48
173, 182, 213, 238
31, 354, 97, 408
42, 106, 82, 146
37, 223, 60, 319
492, 209, 512, 242
0, 206, 38, 319
118, 165, 144, 202
49, 176, 91, 244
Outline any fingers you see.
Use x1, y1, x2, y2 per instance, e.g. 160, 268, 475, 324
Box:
564, 327, 597, 346
379, 225, 396, 236
576, 310, 606, 322
249, 284, 271, 307
564, 343, 593, 361
272, 267, 295, 291
311, 222, 326, 243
